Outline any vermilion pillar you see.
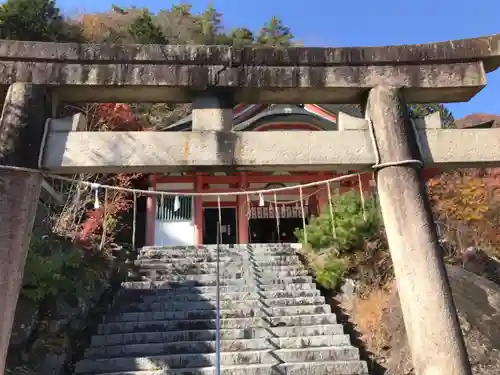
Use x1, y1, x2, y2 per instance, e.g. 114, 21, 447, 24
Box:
308, 194, 318, 216
237, 172, 249, 244
317, 189, 328, 215
146, 175, 156, 246
194, 174, 204, 245
316, 173, 328, 215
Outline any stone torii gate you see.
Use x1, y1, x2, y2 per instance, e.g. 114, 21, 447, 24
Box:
1, 35, 500, 375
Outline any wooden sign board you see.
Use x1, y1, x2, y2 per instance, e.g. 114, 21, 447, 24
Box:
250, 205, 309, 219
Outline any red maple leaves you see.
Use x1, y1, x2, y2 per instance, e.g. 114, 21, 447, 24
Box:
75, 103, 145, 248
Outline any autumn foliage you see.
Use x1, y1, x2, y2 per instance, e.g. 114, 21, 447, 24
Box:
89, 103, 144, 131
428, 168, 500, 255
73, 103, 144, 248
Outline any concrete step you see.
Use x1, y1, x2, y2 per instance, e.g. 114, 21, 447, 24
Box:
137, 252, 298, 260
134, 262, 306, 272
137, 256, 240, 263
98, 314, 338, 334
137, 254, 301, 261
134, 264, 308, 278
76, 243, 368, 375
106, 304, 332, 321
85, 334, 353, 359
112, 296, 326, 312
133, 276, 313, 285
120, 282, 317, 293
136, 254, 248, 262
115, 290, 321, 304
75, 347, 360, 373
134, 271, 310, 283
79, 361, 368, 375
140, 247, 298, 256
135, 257, 302, 267
91, 324, 346, 347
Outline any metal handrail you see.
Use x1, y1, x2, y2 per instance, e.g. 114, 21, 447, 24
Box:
215, 223, 221, 375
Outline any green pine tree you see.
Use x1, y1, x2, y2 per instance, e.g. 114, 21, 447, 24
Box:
0, 0, 81, 42
257, 16, 293, 47
408, 103, 455, 128
199, 3, 223, 44
129, 11, 167, 44
230, 27, 254, 46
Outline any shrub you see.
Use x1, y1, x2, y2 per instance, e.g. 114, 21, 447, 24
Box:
295, 191, 381, 253
314, 256, 347, 289
297, 190, 385, 291
22, 234, 105, 303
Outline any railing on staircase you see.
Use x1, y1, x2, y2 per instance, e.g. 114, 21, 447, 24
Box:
216, 223, 222, 375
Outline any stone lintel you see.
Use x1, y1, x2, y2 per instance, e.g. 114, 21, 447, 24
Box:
0, 34, 498, 72
41, 128, 500, 173
0, 62, 485, 104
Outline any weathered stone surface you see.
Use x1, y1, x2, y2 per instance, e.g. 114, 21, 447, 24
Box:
0, 61, 486, 104
112, 296, 325, 313
42, 127, 500, 173
85, 334, 353, 359
0, 35, 498, 71
0, 83, 47, 374
383, 266, 500, 375
461, 247, 500, 284
76, 347, 361, 372
91, 324, 346, 347
121, 281, 315, 292
116, 289, 321, 302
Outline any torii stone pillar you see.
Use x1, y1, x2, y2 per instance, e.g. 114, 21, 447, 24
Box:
0, 83, 49, 373
365, 86, 472, 375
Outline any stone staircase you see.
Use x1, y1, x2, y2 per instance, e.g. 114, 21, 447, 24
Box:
75, 244, 369, 374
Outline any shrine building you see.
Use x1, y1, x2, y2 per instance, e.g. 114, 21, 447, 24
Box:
145, 104, 454, 247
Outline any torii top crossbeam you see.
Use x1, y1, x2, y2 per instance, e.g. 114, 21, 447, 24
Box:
0, 34, 498, 104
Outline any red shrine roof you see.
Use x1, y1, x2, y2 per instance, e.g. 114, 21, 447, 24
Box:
163, 104, 495, 131
455, 113, 500, 129
163, 104, 362, 131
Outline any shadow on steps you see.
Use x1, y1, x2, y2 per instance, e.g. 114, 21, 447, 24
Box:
73, 244, 370, 374
296, 251, 387, 375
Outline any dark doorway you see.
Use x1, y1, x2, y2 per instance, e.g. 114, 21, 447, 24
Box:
280, 218, 304, 242
203, 207, 237, 245
249, 218, 305, 243
249, 219, 278, 243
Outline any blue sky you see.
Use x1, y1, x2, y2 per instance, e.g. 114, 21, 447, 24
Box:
58, 0, 500, 119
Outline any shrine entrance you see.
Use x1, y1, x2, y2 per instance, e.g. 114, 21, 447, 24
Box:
203, 207, 237, 245
249, 218, 304, 243
248, 204, 309, 243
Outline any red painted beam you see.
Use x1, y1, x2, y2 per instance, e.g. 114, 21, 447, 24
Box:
255, 123, 321, 131
155, 173, 336, 184
154, 169, 441, 186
